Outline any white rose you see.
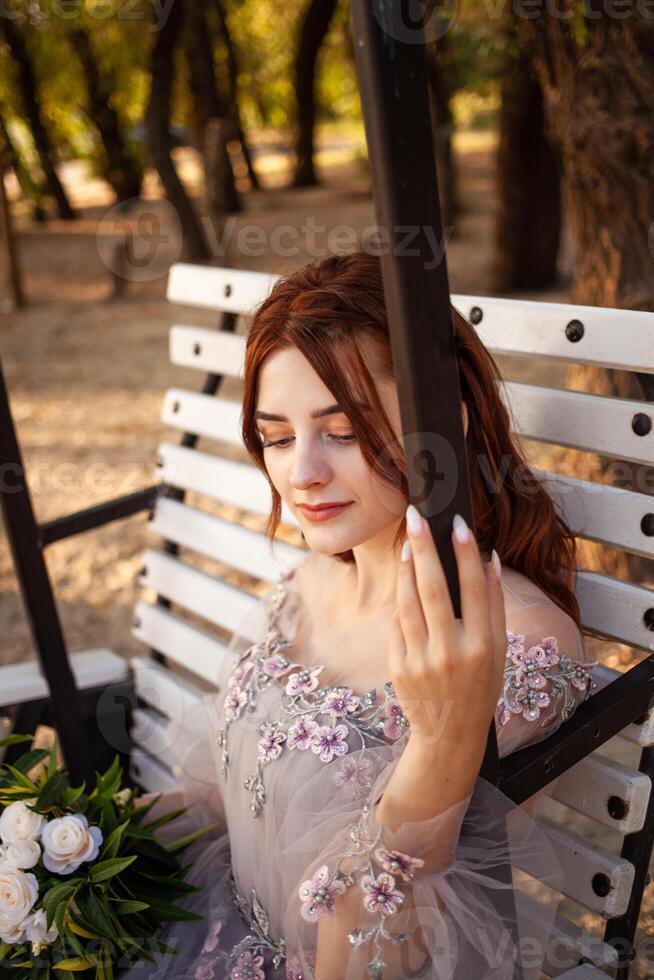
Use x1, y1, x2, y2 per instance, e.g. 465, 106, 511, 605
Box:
0, 839, 41, 870
0, 800, 46, 844
0, 860, 38, 944
41, 814, 103, 875
23, 907, 58, 944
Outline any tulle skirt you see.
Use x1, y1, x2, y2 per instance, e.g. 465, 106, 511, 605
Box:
117, 816, 293, 980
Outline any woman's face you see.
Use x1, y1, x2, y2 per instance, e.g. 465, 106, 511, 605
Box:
254, 342, 407, 556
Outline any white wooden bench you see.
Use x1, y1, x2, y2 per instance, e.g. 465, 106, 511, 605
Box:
2, 262, 652, 978
126, 263, 654, 978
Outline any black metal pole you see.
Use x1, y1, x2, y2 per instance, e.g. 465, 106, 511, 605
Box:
348, 0, 499, 781
0, 359, 92, 784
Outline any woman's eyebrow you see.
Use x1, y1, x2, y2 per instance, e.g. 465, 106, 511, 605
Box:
255, 402, 370, 422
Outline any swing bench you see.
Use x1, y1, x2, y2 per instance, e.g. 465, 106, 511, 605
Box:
0, 260, 653, 980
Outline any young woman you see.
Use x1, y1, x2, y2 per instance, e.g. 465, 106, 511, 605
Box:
124, 251, 597, 980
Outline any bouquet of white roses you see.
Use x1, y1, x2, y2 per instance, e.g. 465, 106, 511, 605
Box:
0, 732, 217, 979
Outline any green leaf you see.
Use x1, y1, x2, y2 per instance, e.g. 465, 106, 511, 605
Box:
36, 772, 69, 809
11, 749, 50, 776
89, 855, 137, 883
141, 807, 187, 833
142, 898, 203, 922
107, 899, 149, 915
127, 795, 162, 824
165, 822, 221, 854
2, 764, 38, 791
53, 959, 95, 971
0, 733, 33, 750
41, 882, 80, 931
98, 821, 129, 862
79, 893, 116, 940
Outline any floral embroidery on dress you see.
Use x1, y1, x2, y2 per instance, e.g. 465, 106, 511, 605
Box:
216, 569, 599, 819
296, 801, 425, 980
216, 571, 411, 817
496, 631, 598, 728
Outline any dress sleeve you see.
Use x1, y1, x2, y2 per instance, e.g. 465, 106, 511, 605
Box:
276, 601, 598, 980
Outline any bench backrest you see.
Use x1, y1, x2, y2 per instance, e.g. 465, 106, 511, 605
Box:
129, 262, 654, 977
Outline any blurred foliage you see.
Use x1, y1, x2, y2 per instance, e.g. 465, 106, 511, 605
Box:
0, 0, 510, 194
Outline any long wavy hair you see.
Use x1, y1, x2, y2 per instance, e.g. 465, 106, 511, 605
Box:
241, 251, 581, 628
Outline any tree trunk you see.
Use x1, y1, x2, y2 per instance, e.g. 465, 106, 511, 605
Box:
68, 27, 143, 203
292, 0, 339, 187
0, 163, 24, 309
0, 107, 46, 221
519, 7, 654, 583
183, 0, 240, 219
214, 0, 260, 190
0, 17, 74, 220
145, 0, 211, 262
425, 35, 458, 231
495, 29, 561, 291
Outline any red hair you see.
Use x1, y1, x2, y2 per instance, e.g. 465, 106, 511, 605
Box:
241, 252, 581, 628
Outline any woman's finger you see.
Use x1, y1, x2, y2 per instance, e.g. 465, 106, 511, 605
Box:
486, 554, 508, 684
395, 535, 428, 655
405, 504, 456, 643
451, 513, 492, 656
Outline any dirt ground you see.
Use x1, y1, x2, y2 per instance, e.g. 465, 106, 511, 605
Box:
1, 133, 653, 974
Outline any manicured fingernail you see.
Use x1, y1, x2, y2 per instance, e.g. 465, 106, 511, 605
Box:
401, 539, 412, 562
406, 504, 423, 536
491, 548, 502, 580
452, 513, 470, 544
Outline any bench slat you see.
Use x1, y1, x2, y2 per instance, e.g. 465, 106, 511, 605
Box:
132, 601, 231, 687
129, 748, 179, 794
0, 649, 127, 708
149, 497, 303, 581
167, 267, 654, 374
503, 381, 654, 466
139, 550, 264, 638
576, 572, 654, 654
167, 264, 276, 314
156, 441, 299, 522
525, 817, 635, 917
537, 470, 654, 561
551, 751, 651, 834
162, 382, 654, 468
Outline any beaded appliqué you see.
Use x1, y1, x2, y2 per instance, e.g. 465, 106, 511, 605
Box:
297, 801, 426, 980
216, 571, 411, 817
496, 630, 598, 728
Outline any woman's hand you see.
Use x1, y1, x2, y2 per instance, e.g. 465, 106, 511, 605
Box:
388, 504, 507, 754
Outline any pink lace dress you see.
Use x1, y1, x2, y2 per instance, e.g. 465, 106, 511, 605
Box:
120, 556, 598, 980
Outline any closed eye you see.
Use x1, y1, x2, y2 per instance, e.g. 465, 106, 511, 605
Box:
262, 433, 356, 449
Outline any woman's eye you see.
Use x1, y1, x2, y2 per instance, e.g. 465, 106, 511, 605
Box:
262, 433, 356, 449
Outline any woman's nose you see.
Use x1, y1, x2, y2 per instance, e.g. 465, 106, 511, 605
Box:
289, 440, 331, 489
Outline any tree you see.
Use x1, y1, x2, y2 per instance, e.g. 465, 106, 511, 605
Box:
293, 0, 339, 186
145, 0, 211, 262
183, 0, 240, 219
495, 24, 561, 290
0, 16, 74, 220
67, 27, 143, 203
214, 0, 260, 190
518, 4, 654, 581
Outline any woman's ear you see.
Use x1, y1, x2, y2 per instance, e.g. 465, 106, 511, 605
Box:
462, 400, 469, 438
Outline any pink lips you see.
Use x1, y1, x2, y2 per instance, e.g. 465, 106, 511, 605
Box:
298, 502, 353, 522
